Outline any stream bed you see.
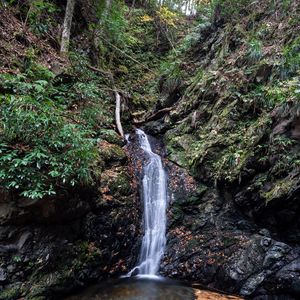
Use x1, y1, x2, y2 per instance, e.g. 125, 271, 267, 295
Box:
66, 276, 243, 300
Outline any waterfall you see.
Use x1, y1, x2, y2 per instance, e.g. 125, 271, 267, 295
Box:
127, 129, 168, 277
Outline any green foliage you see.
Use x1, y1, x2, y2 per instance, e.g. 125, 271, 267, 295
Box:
195, 0, 214, 20
1, 0, 18, 6
102, 1, 131, 48
281, 0, 292, 12
247, 38, 263, 62
263, 176, 296, 203
211, 0, 252, 21
27, 0, 58, 34
157, 6, 178, 27
0, 66, 102, 200
94, 0, 139, 66
280, 37, 300, 79
159, 21, 206, 81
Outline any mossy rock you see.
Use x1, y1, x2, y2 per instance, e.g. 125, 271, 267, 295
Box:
109, 171, 132, 197
164, 132, 195, 168
26, 271, 73, 300
169, 205, 185, 224
262, 177, 297, 204
98, 141, 127, 163
99, 129, 124, 146
97, 167, 132, 206
0, 283, 21, 300
173, 184, 208, 206
183, 184, 208, 205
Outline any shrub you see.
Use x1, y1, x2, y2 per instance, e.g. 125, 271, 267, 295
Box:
0, 68, 99, 200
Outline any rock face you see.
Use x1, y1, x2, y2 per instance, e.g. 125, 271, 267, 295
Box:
150, 1, 300, 299
161, 162, 300, 299
0, 141, 141, 300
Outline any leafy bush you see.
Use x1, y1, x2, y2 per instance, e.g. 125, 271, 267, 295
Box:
0, 68, 99, 200
27, 0, 58, 34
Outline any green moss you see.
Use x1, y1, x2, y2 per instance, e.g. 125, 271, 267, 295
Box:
171, 205, 184, 223
262, 177, 296, 203
72, 241, 102, 269
27, 271, 70, 300
212, 147, 253, 182
102, 168, 132, 197
99, 143, 127, 163
0, 284, 21, 300
99, 129, 123, 146
165, 132, 196, 168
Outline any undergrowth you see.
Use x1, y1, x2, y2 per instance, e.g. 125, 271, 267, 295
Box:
0, 60, 113, 200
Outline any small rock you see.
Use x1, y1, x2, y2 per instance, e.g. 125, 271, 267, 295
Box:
259, 229, 271, 237
240, 271, 267, 296
260, 237, 272, 248
263, 242, 291, 268
0, 268, 7, 282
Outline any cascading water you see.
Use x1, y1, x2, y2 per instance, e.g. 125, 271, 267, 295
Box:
66, 129, 244, 300
127, 129, 168, 277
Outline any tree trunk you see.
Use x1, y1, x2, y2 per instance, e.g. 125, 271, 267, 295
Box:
92, 0, 112, 65
60, 0, 76, 54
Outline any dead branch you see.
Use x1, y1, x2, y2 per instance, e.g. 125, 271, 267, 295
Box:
133, 107, 173, 125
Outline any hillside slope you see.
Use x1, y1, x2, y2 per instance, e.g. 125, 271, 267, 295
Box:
146, 0, 300, 298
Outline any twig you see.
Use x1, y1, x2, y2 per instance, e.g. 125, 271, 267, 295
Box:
87, 65, 113, 78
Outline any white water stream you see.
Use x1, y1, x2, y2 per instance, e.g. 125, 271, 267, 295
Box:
127, 129, 168, 277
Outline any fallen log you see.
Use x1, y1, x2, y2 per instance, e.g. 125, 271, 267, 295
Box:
115, 90, 124, 138
133, 107, 173, 125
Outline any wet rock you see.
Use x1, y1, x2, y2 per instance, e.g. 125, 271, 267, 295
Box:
258, 229, 271, 238
263, 242, 291, 268
268, 258, 300, 296
0, 268, 7, 283
143, 120, 170, 135
240, 271, 267, 296
162, 158, 300, 298
260, 237, 272, 248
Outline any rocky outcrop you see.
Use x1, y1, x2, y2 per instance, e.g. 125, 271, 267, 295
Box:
161, 162, 300, 299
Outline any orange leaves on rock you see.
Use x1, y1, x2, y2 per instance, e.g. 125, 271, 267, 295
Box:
87, 242, 100, 254
98, 140, 112, 150
194, 289, 244, 300
168, 163, 197, 193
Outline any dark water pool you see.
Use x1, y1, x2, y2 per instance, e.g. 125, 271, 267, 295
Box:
65, 276, 244, 300
66, 276, 194, 300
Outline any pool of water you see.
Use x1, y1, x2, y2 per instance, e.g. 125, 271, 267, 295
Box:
65, 276, 242, 300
